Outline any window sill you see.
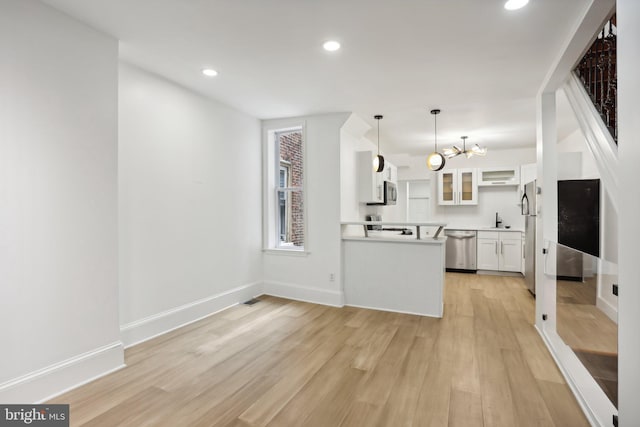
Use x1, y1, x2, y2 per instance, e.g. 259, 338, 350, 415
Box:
263, 248, 310, 257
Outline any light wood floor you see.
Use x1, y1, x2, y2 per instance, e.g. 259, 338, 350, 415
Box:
557, 278, 618, 354
50, 273, 589, 426
556, 277, 618, 406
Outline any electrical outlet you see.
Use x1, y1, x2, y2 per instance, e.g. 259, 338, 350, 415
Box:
329, 273, 335, 282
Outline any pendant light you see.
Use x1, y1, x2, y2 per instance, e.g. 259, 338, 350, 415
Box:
372, 115, 385, 173
426, 109, 446, 171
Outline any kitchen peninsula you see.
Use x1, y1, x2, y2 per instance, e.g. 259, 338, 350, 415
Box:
341, 221, 447, 317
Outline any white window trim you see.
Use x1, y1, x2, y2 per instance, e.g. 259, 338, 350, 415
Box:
262, 120, 309, 255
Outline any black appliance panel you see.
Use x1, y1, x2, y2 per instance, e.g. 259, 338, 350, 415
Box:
557, 179, 600, 258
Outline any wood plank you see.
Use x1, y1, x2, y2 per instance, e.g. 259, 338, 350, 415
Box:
80, 387, 170, 427
237, 323, 355, 426
412, 354, 453, 427
296, 367, 366, 427
450, 314, 481, 395
339, 402, 383, 427
536, 379, 591, 427
506, 314, 565, 384
265, 346, 360, 426
356, 324, 416, 405
351, 322, 398, 371
502, 349, 556, 427
472, 289, 517, 427
447, 389, 484, 427
376, 336, 436, 427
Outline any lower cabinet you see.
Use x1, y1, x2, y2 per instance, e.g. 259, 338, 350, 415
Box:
477, 231, 522, 272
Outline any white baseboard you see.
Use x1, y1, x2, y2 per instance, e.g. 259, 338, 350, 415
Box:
120, 281, 263, 348
0, 341, 125, 404
263, 280, 344, 307
596, 296, 618, 324
345, 303, 443, 318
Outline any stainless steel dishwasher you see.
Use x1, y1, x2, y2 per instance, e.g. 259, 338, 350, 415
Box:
444, 230, 477, 272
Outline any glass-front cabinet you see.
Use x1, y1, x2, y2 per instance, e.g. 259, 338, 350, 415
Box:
437, 168, 478, 205
439, 170, 456, 204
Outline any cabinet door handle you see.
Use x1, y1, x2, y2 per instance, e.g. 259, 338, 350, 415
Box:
501, 241, 504, 254
459, 191, 461, 203
495, 241, 498, 254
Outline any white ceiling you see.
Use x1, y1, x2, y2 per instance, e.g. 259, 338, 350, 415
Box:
42, 0, 588, 155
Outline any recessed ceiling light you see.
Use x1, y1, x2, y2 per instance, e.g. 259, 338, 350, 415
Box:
201, 68, 218, 77
504, 0, 529, 10
323, 41, 341, 52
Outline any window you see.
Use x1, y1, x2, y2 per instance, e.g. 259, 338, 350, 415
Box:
264, 126, 305, 251
278, 163, 290, 242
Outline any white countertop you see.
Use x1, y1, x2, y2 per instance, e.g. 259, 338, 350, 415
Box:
445, 225, 524, 233
341, 221, 447, 227
341, 221, 447, 243
342, 234, 447, 245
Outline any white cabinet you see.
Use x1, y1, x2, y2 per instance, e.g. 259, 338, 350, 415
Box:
357, 151, 396, 204
437, 168, 478, 205
521, 237, 526, 274
477, 231, 523, 272
478, 166, 520, 186
477, 238, 500, 270
500, 235, 523, 272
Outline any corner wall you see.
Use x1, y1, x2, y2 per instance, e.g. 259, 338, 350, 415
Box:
263, 113, 350, 307
118, 63, 263, 346
0, 0, 122, 402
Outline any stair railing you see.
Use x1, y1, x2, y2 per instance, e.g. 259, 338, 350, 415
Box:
574, 14, 617, 144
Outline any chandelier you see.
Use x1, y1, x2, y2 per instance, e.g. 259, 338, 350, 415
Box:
443, 136, 487, 159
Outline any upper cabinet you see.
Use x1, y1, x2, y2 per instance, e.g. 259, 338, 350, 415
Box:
437, 168, 478, 205
478, 166, 520, 186
357, 151, 397, 204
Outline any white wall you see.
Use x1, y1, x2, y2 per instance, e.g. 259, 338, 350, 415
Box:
118, 63, 263, 345
263, 113, 350, 306
0, 0, 122, 402
557, 128, 599, 178
389, 147, 536, 229
340, 114, 375, 222
617, 2, 640, 423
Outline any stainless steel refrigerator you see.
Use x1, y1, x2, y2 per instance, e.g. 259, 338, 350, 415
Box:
521, 181, 537, 295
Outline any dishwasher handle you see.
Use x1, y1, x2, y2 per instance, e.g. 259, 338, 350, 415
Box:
445, 231, 477, 239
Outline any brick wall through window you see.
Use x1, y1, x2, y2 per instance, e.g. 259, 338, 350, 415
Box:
278, 131, 304, 247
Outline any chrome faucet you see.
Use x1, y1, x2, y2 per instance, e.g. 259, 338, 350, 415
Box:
495, 212, 503, 228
